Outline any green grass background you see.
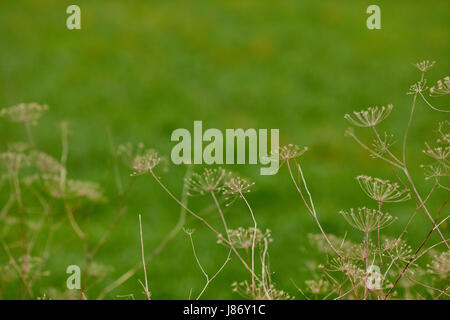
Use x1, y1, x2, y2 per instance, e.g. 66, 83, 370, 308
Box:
0, 0, 449, 299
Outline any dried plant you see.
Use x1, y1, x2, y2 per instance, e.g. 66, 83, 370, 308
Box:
339, 207, 395, 233
0, 105, 132, 299
1, 60, 448, 301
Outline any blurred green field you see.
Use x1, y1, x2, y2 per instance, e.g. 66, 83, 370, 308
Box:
0, 0, 449, 299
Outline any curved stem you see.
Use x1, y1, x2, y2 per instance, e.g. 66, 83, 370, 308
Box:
210, 191, 261, 284
287, 161, 342, 257
419, 92, 450, 113
150, 169, 219, 236
371, 126, 403, 166
240, 192, 257, 298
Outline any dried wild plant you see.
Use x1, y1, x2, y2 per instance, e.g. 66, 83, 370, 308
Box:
1, 61, 448, 300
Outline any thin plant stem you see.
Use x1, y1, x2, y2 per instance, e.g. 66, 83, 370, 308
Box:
240, 191, 257, 298
384, 200, 448, 299
210, 191, 261, 283
24, 121, 35, 148
372, 126, 403, 166
150, 169, 220, 236
419, 92, 450, 113
287, 161, 341, 257
261, 237, 271, 299
402, 167, 449, 248
187, 232, 231, 300
377, 200, 383, 267
138, 214, 151, 300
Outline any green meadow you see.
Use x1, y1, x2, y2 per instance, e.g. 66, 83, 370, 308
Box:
0, 0, 448, 299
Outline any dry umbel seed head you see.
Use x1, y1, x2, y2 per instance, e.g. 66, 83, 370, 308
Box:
415, 60, 435, 73
420, 163, 448, 180
356, 175, 410, 203
32, 151, 65, 174
407, 80, 428, 95
437, 121, 450, 144
221, 176, 255, 206
382, 238, 413, 264
344, 104, 393, 127
427, 251, 450, 280
231, 280, 294, 300
222, 176, 255, 195
0, 102, 48, 125
185, 167, 231, 196
305, 279, 330, 296
131, 149, 161, 176
0, 143, 32, 171
339, 207, 396, 233
274, 144, 308, 165
217, 227, 273, 249
371, 132, 396, 158
429, 76, 450, 97
422, 143, 449, 162
326, 257, 365, 282
66, 179, 106, 202
33, 173, 105, 202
